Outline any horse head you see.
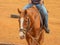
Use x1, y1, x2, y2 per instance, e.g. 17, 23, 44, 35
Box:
18, 8, 32, 39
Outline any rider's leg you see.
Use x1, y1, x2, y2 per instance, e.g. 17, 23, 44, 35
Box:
36, 4, 50, 33
23, 3, 33, 10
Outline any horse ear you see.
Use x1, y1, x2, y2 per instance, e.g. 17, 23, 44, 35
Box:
17, 8, 21, 14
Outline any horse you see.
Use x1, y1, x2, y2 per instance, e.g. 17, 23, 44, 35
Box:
18, 6, 44, 45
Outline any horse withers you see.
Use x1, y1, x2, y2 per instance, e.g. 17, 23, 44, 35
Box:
18, 6, 44, 45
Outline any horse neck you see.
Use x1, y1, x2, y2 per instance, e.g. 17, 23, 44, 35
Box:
28, 6, 40, 29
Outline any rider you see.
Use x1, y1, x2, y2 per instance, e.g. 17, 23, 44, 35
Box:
23, 0, 50, 33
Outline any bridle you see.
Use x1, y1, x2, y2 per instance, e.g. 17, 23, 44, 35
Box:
19, 16, 33, 35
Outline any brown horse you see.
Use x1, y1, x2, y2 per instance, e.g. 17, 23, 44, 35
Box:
18, 6, 44, 45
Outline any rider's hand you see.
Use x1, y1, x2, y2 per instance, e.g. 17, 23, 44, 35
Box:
40, 0, 44, 5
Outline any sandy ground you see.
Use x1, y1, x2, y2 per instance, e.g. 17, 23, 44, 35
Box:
0, 0, 60, 45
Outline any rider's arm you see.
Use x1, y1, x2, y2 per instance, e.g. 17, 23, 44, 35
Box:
28, 0, 31, 4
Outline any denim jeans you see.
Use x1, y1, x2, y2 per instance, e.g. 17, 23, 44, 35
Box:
23, 3, 48, 28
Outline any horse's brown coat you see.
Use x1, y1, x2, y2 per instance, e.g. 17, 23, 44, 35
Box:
18, 5, 44, 45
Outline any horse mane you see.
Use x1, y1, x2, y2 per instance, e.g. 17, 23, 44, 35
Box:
27, 5, 40, 15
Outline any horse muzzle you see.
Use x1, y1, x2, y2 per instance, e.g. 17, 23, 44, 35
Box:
19, 31, 25, 39
19, 28, 26, 39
